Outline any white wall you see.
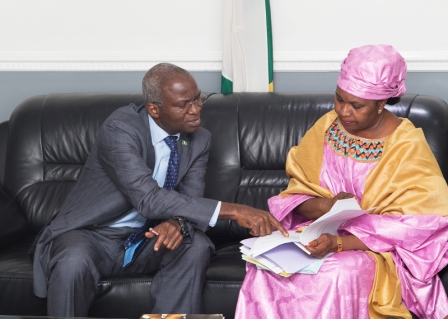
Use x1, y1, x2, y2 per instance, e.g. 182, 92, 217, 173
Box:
1, 0, 447, 72
1, 0, 448, 123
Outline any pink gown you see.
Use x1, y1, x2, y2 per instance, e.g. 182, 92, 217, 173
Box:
235, 139, 448, 318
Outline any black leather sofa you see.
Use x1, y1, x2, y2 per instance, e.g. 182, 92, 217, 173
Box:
1, 92, 447, 319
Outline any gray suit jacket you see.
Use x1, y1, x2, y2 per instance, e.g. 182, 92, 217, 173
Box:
31, 103, 218, 298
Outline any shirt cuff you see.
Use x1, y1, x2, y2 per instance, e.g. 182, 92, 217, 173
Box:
208, 201, 221, 227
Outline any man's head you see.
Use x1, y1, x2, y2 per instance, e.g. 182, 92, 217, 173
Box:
143, 63, 205, 135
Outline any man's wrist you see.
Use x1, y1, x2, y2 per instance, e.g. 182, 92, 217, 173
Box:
171, 216, 190, 238
218, 202, 240, 221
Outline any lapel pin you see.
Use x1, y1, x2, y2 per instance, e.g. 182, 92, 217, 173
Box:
182, 140, 188, 146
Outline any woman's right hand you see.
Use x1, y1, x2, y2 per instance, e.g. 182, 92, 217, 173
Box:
295, 192, 356, 220
325, 192, 356, 212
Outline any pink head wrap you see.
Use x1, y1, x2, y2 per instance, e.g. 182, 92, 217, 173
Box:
337, 44, 407, 100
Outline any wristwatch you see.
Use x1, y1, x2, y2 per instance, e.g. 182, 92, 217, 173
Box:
335, 235, 343, 253
171, 216, 190, 238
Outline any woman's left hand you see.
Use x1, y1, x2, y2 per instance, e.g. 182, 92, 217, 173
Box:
306, 234, 369, 258
305, 233, 338, 258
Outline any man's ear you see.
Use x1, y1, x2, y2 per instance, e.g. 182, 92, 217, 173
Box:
146, 103, 160, 119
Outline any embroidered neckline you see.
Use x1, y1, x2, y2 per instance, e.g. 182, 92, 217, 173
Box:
325, 119, 385, 162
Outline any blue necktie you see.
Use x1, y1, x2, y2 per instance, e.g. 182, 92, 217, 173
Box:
162, 136, 180, 190
122, 136, 179, 268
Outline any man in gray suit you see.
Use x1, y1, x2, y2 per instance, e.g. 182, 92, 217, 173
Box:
31, 63, 287, 317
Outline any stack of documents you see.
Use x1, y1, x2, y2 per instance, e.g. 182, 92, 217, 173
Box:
240, 232, 326, 276
240, 198, 374, 276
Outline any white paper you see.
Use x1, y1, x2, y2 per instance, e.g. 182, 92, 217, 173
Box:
248, 231, 302, 257
262, 242, 317, 273
239, 198, 374, 275
299, 198, 374, 244
241, 241, 327, 275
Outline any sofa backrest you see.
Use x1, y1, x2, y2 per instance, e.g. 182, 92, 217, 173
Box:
4, 93, 143, 234
0, 121, 8, 187
201, 93, 448, 241
4, 92, 448, 240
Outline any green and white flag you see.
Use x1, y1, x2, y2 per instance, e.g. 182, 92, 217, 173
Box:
221, 0, 274, 93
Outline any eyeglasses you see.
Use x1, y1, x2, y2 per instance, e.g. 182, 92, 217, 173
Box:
152, 94, 209, 113
177, 94, 208, 113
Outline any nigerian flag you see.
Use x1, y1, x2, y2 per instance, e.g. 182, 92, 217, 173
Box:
221, 0, 274, 93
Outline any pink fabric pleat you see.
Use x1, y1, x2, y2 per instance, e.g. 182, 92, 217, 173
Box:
342, 214, 448, 317
235, 252, 375, 319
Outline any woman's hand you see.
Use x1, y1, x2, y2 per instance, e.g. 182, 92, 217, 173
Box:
294, 192, 356, 220
326, 192, 356, 212
306, 233, 369, 258
305, 233, 338, 258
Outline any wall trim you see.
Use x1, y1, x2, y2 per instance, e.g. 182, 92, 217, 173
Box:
1, 51, 447, 72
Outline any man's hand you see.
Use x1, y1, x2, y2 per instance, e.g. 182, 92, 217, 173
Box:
219, 203, 288, 237
144, 219, 183, 251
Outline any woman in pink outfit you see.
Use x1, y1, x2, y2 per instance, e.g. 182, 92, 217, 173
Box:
235, 45, 448, 319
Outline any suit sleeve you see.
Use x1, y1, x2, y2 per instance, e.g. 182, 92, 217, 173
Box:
177, 132, 211, 198
96, 117, 217, 232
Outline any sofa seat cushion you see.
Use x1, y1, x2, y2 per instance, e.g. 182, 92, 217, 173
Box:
203, 243, 245, 318
0, 236, 245, 319
0, 237, 46, 315
88, 242, 247, 319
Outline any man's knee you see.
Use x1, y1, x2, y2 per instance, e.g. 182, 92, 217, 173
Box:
50, 253, 99, 283
180, 230, 214, 264
192, 230, 214, 252
48, 231, 102, 282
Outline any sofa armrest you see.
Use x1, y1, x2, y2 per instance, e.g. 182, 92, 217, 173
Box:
0, 188, 29, 249
0, 121, 8, 187
206, 220, 252, 250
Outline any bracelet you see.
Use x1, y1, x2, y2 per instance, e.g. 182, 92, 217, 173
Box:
335, 235, 343, 253
171, 216, 190, 238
